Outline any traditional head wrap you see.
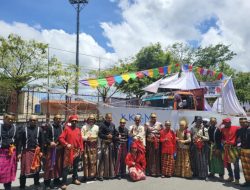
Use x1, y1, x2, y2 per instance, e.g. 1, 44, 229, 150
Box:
210, 117, 217, 121
120, 118, 126, 123
54, 114, 62, 119
69, 114, 79, 121
192, 116, 202, 124
131, 142, 138, 149
165, 120, 171, 125
150, 113, 157, 118
222, 118, 231, 124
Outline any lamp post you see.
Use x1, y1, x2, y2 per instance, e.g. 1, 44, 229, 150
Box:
69, 0, 89, 95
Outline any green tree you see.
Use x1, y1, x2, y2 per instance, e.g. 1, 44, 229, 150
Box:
233, 72, 250, 103
166, 42, 195, 65
49, 58, 78, 117
194, 44, 236, 69
0, 34, 48, 116
135, 43, 172, 70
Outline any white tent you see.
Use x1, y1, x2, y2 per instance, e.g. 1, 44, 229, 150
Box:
204, 99, 213, 111
220, 78, 246, 116
143, 70, 246, 116
143, 71, 200, 92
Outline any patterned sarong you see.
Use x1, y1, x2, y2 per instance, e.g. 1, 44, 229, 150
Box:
63, 147, 80, 168
128, 167, 146, 181
44, 146, 63, 180
161, 153, 175, 176
175, 148, 192, 178
98, 140, 115, 178
0, 148, 17, 183
190, 143, 208, 178
146, 141, 161, 176
114, 143, 128, 176
209, 144, 224, 175
83, 141, 98, 178
21, 149, 40, 176
241, 149, 250, 182
222, 145, 239, 167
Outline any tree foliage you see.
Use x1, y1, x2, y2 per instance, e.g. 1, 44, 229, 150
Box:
0, 34, 49, 115
49, 57, 77, 94
88, 42, 250, 103
193, 44, 236, 69
233, 72, 250, 103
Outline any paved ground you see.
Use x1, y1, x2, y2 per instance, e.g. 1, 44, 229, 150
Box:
0, 167, 249, 190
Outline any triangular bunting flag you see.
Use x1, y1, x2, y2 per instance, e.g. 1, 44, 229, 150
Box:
121, 73, 131, 82
148, 69, 154, 78
97, 78, 108, 87
88, 79, 98, 88
129, 72, 137, 80
106, 76, 115, 86
114, 75, 123, 84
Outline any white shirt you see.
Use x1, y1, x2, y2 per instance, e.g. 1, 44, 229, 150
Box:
81, 124, 99, 141
129, 124, 146, 146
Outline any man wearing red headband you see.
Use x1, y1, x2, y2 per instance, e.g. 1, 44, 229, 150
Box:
59, 115, 83, 190
220, 118, 241, 185
125, 142, 146, 181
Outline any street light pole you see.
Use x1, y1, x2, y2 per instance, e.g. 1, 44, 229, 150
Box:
69, 0, 89, 95
46, 46, 50, 123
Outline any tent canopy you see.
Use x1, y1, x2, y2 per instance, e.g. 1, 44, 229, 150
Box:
142, 71, 246, 116
143, 71, 200, 93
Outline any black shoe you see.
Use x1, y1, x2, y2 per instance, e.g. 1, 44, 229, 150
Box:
241, 182, 250, 187
117, 176, 121, 180
208, 173, 215, 178
99, 177, 104, 181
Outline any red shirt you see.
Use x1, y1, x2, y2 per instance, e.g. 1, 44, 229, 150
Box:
125, 152, 146, 171
221, 126, 240, 145
59, 125, 84, 151
160, 129, 176, 154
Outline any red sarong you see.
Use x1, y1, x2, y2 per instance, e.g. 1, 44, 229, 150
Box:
0, 148, 17, 183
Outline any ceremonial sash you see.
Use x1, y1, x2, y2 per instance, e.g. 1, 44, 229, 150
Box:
31, 146, 41, 171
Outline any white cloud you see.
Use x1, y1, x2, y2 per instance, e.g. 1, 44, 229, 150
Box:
0, 20, 118, 78
101, 0, 250, 71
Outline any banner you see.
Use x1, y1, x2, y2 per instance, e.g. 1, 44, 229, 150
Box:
98, 104, 241, 130
200, 81, 224, 98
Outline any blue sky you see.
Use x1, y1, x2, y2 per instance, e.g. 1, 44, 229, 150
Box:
0, 0, 122, 52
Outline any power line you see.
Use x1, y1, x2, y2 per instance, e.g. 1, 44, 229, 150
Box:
49, 46, 117, 63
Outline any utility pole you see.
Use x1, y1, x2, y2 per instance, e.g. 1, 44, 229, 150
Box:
98, 57, 101, 103
46, 46, 50, 123
69, 0, 89, 95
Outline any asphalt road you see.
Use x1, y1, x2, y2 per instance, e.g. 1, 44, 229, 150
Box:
0, 168, 249, 190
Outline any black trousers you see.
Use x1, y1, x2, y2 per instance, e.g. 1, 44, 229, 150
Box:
3, 182, 11, 190
62, 156, 80, 185
44, 178, 61, 187
20, 172, 40, 188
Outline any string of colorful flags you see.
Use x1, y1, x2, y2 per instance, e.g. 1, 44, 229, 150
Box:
79, 64, 224, 88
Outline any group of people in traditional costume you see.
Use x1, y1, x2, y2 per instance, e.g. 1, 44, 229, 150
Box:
0, 112, 250, 190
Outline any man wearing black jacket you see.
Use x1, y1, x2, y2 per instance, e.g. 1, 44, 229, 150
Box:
98, 113, 118, 181
44, 115, 64, 190
0, 113, 18, 190
18, 115, 44, 190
